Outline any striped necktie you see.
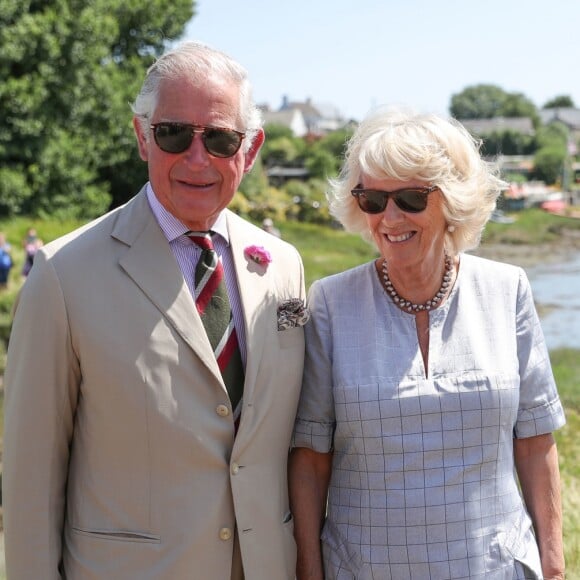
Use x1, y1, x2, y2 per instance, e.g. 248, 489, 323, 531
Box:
188, 232, 244, 418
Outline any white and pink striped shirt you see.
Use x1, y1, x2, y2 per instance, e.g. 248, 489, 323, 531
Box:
146, 183, 247, 364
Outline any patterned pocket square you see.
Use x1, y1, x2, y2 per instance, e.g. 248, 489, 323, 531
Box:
277, 298, 310, 330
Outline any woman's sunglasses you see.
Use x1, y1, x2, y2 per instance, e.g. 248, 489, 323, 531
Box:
150, 123, 246, 158
351, 184, 439, 214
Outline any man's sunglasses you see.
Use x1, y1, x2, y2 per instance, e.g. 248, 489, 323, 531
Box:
351, 185, 439, 214
150, 123, 246, 158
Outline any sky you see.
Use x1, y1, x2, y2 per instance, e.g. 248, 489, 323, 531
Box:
183, 0, 580, 122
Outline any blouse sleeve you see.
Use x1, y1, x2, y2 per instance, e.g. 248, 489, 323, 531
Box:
292, 280, 336, 453
514, 268, 566, 438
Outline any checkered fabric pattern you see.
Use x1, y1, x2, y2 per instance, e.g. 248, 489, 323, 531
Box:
292, 254, 565, 579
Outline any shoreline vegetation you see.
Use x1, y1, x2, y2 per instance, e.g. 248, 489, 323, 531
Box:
0, 208, 579, 577
474, 209, 580, 269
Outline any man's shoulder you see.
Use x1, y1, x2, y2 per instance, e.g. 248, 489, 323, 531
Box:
42, 189, 148, 259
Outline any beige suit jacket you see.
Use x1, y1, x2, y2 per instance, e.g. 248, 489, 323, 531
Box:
3, 188, 306, 579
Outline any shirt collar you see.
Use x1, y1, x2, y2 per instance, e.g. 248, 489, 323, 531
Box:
146, 183, 230, 245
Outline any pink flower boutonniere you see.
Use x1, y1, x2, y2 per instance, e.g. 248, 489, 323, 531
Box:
244, 245, 272, 266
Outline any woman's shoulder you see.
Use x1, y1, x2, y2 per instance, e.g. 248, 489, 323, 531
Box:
460, 253, 527, 295
308, 261, 379, 325
312, 261, 376, 293
461, 252, 524, 277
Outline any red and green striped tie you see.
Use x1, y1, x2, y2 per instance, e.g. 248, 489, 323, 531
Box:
189, 232, 244, 419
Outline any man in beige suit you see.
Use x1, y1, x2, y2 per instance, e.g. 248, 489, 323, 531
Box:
3, 41, 306, 579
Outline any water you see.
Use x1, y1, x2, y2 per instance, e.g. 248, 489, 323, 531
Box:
527, 253, 580, 350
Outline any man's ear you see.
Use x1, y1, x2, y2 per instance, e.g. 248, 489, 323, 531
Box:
133, 116, 149, 162
243, 128, 265, 173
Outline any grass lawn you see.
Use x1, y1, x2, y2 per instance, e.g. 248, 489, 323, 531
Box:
550, 349, 580, 574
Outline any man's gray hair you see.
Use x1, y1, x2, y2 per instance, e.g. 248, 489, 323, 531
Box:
132, 40, 263, 151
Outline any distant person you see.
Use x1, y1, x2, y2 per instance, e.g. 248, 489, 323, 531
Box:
21, 227, 43, 277
0, 232, 13, 289
289, 107, 566, 579
262, 217, 282, 238
4, 40, 307, 579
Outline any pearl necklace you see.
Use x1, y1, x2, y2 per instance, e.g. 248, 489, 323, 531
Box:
381, 255, 454, 313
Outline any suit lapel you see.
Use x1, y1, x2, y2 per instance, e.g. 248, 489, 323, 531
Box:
227, 212, 274, 401
112, 190, 222, 382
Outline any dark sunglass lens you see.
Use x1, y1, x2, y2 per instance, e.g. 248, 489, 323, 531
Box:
359, 191, 387, 213
154, 124, 192, 153
394, 190, 429, 213
203, 129, 243, 158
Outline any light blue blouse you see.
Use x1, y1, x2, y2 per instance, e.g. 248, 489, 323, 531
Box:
293, 254, 565, 579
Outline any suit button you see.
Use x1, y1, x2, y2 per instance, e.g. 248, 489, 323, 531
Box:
216, 404, 230, 417
231, 463, 239, 475
219, 527, 232, 541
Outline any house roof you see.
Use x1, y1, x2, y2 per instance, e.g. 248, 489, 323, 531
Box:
460, 117, 535, 135
312, 102, 343, 121
539, 107, 580, 130
260, 108, 308, 138
283, 101, 320, 118
265, 95, 350, 136
262, 109, 300, 126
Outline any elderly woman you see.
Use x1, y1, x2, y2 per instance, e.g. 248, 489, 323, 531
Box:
289, 107, 565, 580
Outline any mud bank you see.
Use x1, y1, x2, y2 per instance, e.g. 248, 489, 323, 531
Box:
471, 229, 580, 270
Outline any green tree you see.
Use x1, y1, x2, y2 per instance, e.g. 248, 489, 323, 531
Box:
0, 0, 195, 218
260, 135, 305, 168
533, 146, 566, 185
543, 95, 575, 109
305, 149, 337, 180
304, 127, 353, 179
238, 154, 268, 199
450, 84, 538, 122
261, 123, 298, 167
533, 123, 567, 185
312, 127, 353, 161
480, 130, 535, 157
282, 179, 332, 224
450, 84, 509, 119
501, 92, 539, 126
536, 122, 568, 149
263, 123, 294, 141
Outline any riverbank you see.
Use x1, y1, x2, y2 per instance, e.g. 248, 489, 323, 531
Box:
472, 226, 580, 269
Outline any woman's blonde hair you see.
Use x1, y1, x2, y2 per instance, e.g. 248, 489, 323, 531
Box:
329, 106, 506, 255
